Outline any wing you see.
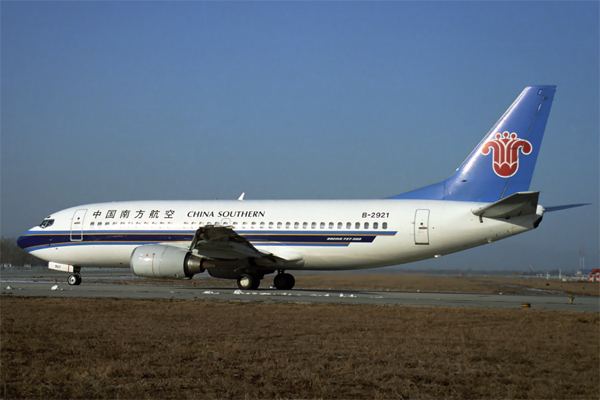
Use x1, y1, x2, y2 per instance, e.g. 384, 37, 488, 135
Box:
182, 225, 304, 268
187, 225, 267, 260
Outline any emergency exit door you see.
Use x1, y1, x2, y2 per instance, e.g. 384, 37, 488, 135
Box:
414, 209, 430, 245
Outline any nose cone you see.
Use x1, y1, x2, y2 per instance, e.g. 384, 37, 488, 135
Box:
17, 231, 32, 251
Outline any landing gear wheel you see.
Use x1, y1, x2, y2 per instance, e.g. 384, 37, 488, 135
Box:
67, 274, 82, 286
237, 274, 260, 290
274, 273, 295, 290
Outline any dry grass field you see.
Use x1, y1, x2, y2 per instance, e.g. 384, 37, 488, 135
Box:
104, 272, 600, 297
291, 273, 600, 297
2, 296, 598, 399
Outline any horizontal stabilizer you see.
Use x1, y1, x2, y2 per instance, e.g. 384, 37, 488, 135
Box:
544, 203, 590, 212
473, 191, 539, 218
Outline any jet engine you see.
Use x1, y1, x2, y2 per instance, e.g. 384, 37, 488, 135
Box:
130, 245, 204, 279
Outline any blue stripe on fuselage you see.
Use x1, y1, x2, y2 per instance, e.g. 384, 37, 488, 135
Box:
18, 229, 397, 252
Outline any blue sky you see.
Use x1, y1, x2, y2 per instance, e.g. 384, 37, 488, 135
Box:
2, 1, 598, 271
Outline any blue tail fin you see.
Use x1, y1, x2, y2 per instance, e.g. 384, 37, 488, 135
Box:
388, 85, 556, 202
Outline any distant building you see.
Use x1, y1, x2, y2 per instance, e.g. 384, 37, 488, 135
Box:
577, 269, 593, 276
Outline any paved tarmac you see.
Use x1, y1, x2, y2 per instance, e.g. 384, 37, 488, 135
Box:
2, 268, 598, 312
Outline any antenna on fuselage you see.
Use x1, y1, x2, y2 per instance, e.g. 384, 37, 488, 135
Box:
238, 192, 245, 201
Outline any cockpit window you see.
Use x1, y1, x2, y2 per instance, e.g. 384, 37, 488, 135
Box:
39, 218, 55, 228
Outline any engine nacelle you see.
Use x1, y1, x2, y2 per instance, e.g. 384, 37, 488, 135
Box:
130, 245, 204, 279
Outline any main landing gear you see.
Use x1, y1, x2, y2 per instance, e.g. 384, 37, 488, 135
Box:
235, 271, 296, 290
67, 273, 82, 286
237, 274, 260, 290
273, 272, 295, 290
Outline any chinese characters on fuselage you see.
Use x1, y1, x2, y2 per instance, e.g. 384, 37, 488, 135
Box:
89, 210, 266, 219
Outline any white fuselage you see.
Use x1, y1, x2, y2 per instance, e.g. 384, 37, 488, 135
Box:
20, 199, 543, 270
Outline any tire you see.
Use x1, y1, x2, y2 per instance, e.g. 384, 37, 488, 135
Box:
237, 274, 260, 290
283, 273, 295, 290
273, 273, 287, 290
67, 274, 82, 286
274, 273, 295, 290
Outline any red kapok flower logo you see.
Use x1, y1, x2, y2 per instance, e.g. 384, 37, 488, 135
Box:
481, 132, 532, 178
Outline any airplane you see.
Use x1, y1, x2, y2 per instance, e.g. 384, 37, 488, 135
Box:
17, 85, 587, 290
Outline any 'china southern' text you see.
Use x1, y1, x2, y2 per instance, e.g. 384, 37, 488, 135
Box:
187, 211, 266, 218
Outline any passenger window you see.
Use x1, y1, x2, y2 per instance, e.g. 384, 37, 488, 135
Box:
328, 222, 334, 229
242, 221, 247, 228
251, 222, 256, 228
90, 222, 95, 227
286, 222, 291, 229
294, 222, 299, 229
303, 222, 308, 229
260, 222, 265, 228
337, 222, 342, 229
320, 222, 325, 229
311, 222, 317, 229
277, 222, 282, 229
383, 222, 388, 229
346, 222, 351, 229
373, 222, 378, 229
355, 222, 360, 229
364, 222, 369, 229
268, 222, 274, 229
98, 222, 102, 226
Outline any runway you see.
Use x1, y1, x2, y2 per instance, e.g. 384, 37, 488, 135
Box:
2, 268, 598, 312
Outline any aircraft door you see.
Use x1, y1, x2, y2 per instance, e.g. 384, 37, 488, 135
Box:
70, 209, 87, 241
414, 209, 430, 245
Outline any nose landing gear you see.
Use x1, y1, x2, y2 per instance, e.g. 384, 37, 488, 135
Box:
67, 274, 82, 285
